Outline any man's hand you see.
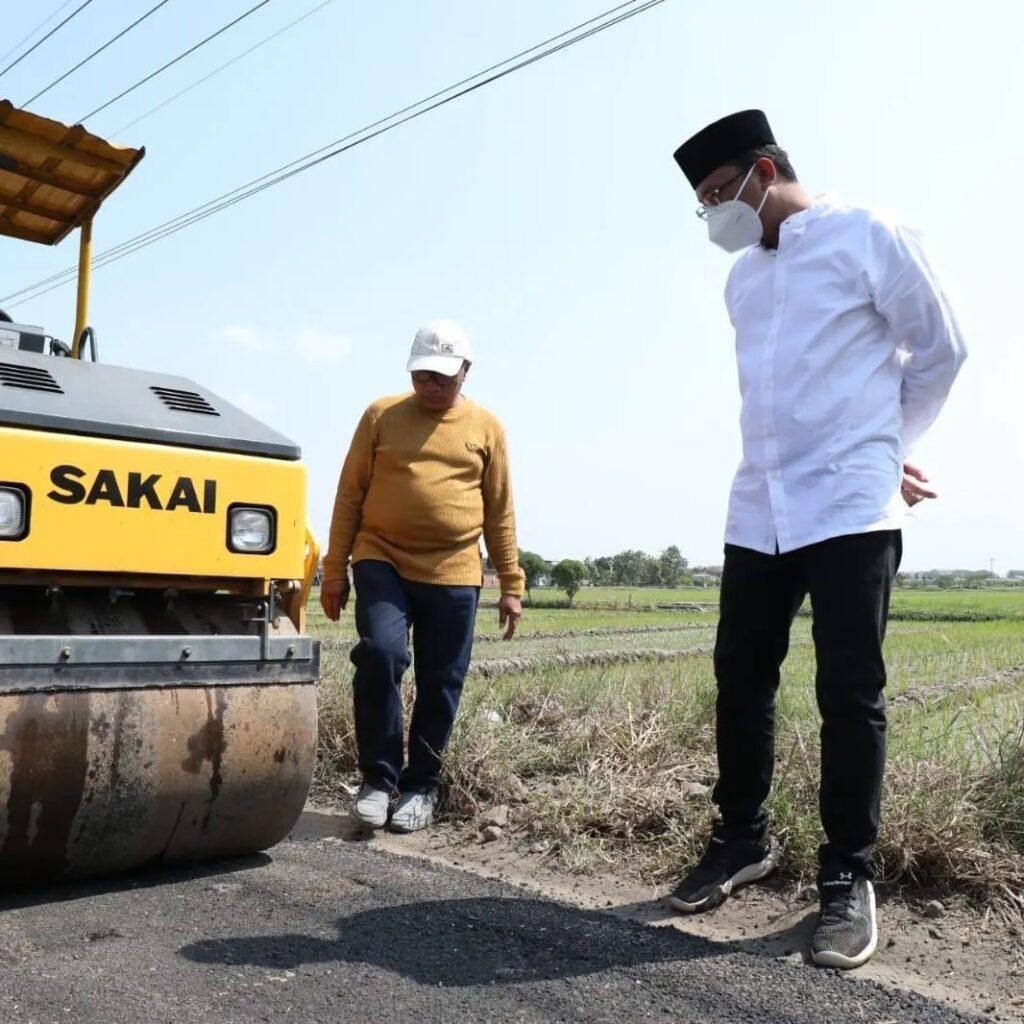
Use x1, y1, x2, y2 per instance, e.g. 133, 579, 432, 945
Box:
320, 577, 350, 622
498, 594, 522, 640
902, 461, 938, 507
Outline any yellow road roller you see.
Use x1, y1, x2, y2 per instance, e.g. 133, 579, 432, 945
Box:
0, 102, 319, 885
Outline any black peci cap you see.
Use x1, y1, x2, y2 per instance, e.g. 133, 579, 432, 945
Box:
673, 109, 775, 190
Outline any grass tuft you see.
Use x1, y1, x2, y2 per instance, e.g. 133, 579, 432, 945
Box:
312, 591, 1024, 913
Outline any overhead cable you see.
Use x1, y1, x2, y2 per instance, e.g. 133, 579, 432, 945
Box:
0, 1, 76, 67
24, 0, 177, 107
79, 0, 275, 122
111, 0, 334, 136
0, 0, 98, 82
3, 0, 667, 308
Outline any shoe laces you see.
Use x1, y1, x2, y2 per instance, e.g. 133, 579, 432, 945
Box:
819, 877, 857, 926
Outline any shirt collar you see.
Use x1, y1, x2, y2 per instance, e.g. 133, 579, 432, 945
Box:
781, 192, 839, 237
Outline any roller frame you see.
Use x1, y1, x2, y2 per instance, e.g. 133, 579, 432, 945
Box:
0, 634, 320, 693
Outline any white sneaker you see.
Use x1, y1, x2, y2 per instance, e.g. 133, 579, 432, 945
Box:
350, 783, 390, 829
388, 790, 438, 833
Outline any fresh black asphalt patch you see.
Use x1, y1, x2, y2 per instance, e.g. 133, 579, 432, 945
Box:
0, 817, 985, 1023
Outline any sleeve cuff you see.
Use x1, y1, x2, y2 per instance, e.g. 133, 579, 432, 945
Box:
321, 560, 349, 584
498, 568, 525, 598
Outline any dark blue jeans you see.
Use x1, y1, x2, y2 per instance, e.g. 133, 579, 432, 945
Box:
350, 560, 479, 794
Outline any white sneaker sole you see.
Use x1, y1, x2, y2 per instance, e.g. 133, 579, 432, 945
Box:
387, 814, 434, 834
665, 845, 779, 914
811, 882, 878, 970
349, 806, 389, 830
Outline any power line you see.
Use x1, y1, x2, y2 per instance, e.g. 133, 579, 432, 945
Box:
79, 0, 275, 123
0, 0, 98, 82
3, 0, 667, 309
95, 0, 668, 261
92, 0, 648, 269
23, 0, 177, 107
10, 0, 665, 304
111, 0, 333, 136
0, 1, 76, 67
5, 0, 654, 305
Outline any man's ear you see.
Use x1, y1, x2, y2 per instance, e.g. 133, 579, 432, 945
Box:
756, 157, 777, 187
462, 360, 472, 378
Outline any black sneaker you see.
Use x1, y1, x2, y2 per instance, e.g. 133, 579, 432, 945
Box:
664, 831, 779, 914
811, 870, 878, 969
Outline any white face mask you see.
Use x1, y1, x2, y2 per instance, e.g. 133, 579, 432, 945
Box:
704, 163, 769, 253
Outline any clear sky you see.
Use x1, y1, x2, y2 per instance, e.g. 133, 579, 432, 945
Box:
2, 0, 1021, 572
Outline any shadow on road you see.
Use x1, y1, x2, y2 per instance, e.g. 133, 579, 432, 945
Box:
180, 894, 727, 986
291, 807, 371, 842
0, 853, 271, 911
609, 897, 818, 962
288, 810, 820, 968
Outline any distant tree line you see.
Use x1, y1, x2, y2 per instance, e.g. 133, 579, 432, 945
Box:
517, 546, 706, 604
513, 550, 1023, 604
583, 547, 691, 588
897, 569, 1024, 589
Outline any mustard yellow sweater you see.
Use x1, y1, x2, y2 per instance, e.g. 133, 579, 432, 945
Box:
322, 394, 525, 596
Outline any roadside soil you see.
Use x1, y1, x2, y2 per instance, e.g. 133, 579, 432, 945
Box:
306, 801, 1024, 1022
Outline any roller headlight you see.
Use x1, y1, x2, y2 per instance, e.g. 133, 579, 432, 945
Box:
0, 485, 28, 540
228, 505, 276, 554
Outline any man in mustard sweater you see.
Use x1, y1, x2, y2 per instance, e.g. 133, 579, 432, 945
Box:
321, 319, 525, 833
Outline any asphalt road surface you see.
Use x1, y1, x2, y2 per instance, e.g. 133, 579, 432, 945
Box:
0, 812, 983, 1024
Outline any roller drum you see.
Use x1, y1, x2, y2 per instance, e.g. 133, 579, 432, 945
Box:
0, 588, 319, 885
0, 684, 316, 884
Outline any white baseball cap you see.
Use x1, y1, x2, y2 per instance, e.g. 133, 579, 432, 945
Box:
406, 319, 473, 375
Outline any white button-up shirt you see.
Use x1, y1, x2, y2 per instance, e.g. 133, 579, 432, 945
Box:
724, 196, 966, 555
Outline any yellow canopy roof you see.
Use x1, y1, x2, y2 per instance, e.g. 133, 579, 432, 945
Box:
0, 100, 144, 246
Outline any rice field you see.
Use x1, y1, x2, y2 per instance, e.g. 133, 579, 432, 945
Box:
312, 586, 1024, 911
483, 585, 1024, 620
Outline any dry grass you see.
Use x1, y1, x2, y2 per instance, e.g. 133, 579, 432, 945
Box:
312, 605, 1024, 915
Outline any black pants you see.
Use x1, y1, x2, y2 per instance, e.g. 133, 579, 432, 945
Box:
712, 530, 902, 878
350, 560, 479, 794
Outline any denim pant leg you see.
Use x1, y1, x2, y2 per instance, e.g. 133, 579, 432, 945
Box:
400, 580, 479, 793
350, 560, 413, 793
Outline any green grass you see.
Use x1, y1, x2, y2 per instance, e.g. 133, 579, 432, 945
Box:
490, 586, 718, 609
488, 586, 1024, 621
311, 587, 1024, 909
309, 602, 716, 645
478, 605, 714, 633
315, 585, 1024, 625
889, 588, 1024, 620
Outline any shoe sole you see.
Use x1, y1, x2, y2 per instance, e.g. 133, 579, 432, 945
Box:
664, 844, 780, 914
387, 815, 433, 834
349, 808, 389, 830
811, 882, 878, 970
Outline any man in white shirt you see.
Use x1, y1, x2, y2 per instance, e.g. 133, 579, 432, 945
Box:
665, 110, 966, 969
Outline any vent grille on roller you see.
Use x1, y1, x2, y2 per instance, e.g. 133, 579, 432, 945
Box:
150, 385, 219, 416
0, 361, 64, 394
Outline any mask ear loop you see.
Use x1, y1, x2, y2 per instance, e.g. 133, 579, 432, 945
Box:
704, 163, 758, 217
752, 161, 772, 216
731, 161, 770, 216
731, 162, 758, 207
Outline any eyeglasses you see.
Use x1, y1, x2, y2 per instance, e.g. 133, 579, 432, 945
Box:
411, 370, 460, 387
695, 168, 747, 220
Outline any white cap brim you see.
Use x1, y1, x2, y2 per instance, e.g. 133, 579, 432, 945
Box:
406, 353, 465, 375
